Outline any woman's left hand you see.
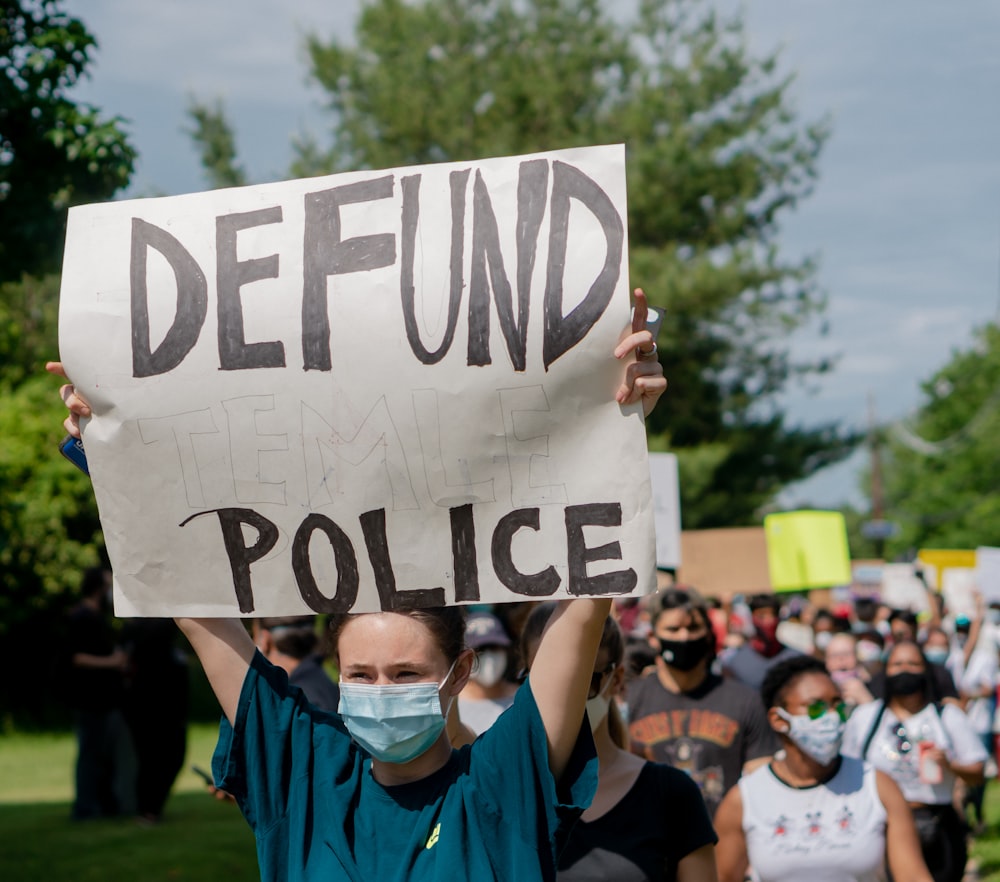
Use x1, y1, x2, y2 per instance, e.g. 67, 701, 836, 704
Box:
46, 361, 90, 437
614, 288, 667, 418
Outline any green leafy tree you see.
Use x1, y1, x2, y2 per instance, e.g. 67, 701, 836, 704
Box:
0, 273, 101, 644
0, 371, 103, 720
295, 0, 855, 526
188, 0, 856, 527
878, 323, 1000, 556
185, 97, 247, 189
0, 0, 135, 282
0, 272, 59, 387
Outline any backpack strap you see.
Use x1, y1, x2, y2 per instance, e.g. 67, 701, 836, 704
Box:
861, 700, 889, 759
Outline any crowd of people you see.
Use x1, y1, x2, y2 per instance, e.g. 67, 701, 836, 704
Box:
51, 299, 1000, 881
63, 553, 1000, 881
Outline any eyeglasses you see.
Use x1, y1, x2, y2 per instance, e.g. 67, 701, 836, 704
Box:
804, 699, 851, 722
588, 665, 615, 699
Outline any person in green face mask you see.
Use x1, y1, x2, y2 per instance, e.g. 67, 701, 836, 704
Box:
715, 655, 933, 882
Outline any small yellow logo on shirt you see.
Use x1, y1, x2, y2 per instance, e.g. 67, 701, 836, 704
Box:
425, 823, 441, 849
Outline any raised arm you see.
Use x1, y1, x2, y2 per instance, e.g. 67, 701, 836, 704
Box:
529, 597, 612, 780
531, 289, 666, 779
175, 618, 256, 725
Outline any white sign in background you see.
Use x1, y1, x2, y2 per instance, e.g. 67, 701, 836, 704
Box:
60, 145, 657, 616
648, 452, 681, 569
975, 547, 1000, 604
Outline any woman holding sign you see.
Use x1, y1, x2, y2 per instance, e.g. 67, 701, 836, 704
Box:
50, 291, 666, 882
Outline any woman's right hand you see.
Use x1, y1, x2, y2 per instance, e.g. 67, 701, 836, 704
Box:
46, 361, 91, 438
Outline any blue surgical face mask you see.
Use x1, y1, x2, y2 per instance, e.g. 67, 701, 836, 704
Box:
339, 660, 458, 764
924, 647, 949, 666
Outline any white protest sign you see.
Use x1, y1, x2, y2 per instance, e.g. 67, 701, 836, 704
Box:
648, 452, 681, 569
880, 563, 930, 614
976, 547, 1000, 604
59, 145, 657, 616
941, 567, 978, 619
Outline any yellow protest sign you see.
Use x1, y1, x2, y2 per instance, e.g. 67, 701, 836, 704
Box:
764, 511, 852, 592
917, 549, 976, 590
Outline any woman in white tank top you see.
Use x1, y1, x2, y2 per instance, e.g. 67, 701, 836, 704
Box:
714, 656, 932, 882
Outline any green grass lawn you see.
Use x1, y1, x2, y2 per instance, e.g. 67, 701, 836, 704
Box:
4, 725, 1000, 880
0, 724, 258, 882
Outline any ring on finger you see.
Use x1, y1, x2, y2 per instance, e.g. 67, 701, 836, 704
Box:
636, 342, 658, 359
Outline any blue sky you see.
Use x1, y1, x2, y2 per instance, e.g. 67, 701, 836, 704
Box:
64, 0, 1000, 510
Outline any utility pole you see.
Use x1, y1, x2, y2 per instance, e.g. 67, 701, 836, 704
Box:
868, 391, 885, 559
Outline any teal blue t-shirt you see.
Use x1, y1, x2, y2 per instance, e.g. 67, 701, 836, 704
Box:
212, 652, 597, 882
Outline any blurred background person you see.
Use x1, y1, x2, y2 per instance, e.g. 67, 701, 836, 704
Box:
944, 603, 998, 833
810, 609, 838, 657
714, 655, 931, 882
123, 618, 189, 823
868, 611, 957, 704
253, 616, 340, 712
855, 630, 886, 681
523, 605, 718, 882
629, 589, 776, 818
458, 610, 518, 735
824, 632, 874, 708
722, 593, 802, 691
65, 566, 136, 820
921, 627, 952, 669
842, 640, 986, 882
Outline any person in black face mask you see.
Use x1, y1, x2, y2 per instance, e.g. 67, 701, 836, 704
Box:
627, 588, 778, 818
841, 640, 987, 882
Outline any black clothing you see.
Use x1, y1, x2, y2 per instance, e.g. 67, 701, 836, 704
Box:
289, 654, 341, 713
628, 672, 777, 817
557, 762, 717, 881
66, 603, 125, 711
66, 601, 135, 818
124, 619, 189, 820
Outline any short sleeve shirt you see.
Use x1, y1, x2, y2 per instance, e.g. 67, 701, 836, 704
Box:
212, 652, 597, 882
627, 672, 777, 817
722, 643, 802, 692
556, 762, 717, 881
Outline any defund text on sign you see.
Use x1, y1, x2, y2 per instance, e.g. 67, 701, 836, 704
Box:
129, 158, 624, 378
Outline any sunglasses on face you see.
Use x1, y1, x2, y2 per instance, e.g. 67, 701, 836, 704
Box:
802, 699, 851, 722
893, 722, 912, 754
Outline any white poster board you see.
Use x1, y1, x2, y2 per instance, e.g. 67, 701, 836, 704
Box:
976, 547, 1000, 604
880, 563, 930, 614
59, 145, 657, 616
648, 452, 681, 569
941, 568, 978, 619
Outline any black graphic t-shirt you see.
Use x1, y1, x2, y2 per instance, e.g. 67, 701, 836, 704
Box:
627, 672, 777, 817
